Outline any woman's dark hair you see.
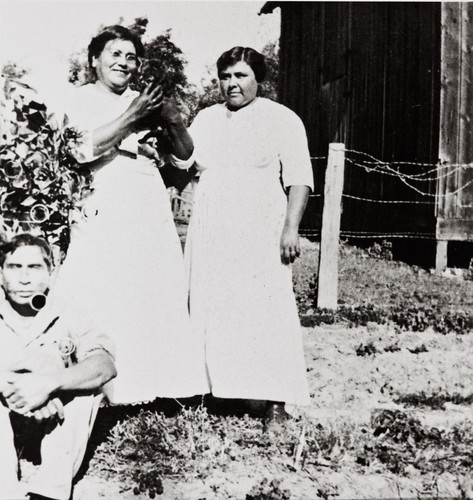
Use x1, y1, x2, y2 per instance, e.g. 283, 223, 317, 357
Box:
88, 25, 145, 74
0, 233, 53, 270
216, 47, 266, 83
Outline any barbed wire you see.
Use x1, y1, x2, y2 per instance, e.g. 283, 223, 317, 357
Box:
342, 193, 435, 205
309, 148, 473, 201
344, 148, 473, 169
345, 158, 473, 198
340, 231, 436, 240
345, 158, 460, 182
299, 229, 437, 240
397, 173, 473, 198
313, 148, 473, 170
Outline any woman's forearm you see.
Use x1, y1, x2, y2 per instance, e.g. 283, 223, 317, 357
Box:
280, 185, 310, 264
165, 120, 194, 160
92, 111, 137, 157
284, 185, 310, 230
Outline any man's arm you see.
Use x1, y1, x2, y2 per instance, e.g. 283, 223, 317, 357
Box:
2, 350, 116, 415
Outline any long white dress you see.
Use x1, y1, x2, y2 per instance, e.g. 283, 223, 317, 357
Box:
53, 83, 210, 404
185, 97, 314, 406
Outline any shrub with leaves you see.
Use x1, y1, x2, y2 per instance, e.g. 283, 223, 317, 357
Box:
358, 409, 473, 475
246, 478, 291, 500
91, 406, 240, 495
366, 239, 393, 261
0, 76, 92, 254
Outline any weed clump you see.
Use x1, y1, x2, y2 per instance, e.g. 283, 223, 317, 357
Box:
357, 409, 473, 475
91, 406, 238, 495
366, 240, 393, 261
394, 391, 473, 410
301, 305, 473, 335
246, 478, 291, 500
355, 341, 378, 356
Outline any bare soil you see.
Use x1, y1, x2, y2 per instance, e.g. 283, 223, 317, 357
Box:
62, 323, 473, 500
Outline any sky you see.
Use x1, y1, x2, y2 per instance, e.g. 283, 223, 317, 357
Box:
0, 0, 280, 104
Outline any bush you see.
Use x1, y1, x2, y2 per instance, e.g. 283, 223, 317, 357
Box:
0, 76, 91, 253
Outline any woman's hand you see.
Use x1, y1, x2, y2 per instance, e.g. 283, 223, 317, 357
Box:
160, 96, 185, 125
138, 136, 162, 163
280, 185, 310, 264
280, 225, 301, 264
127, 80, 165, 130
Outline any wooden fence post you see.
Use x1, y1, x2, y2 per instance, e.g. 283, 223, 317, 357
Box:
317, 143, 345, 310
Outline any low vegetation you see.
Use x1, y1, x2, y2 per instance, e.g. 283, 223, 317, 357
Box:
74, 237, 473, 498
294, 239, 473, 334
88, 403, 473, 498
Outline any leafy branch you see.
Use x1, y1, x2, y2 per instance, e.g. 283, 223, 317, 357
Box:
0, 75, 92, 254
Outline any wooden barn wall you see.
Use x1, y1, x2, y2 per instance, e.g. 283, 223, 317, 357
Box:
278, 3, 323, 233
277, 2, 441, 236
437, 2, 473, 241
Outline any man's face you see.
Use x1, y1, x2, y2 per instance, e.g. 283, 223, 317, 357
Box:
1, 245, 51, 307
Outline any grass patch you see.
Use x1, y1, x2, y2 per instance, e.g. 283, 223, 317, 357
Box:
394, 392, 473, 410
294, 239, 473, 333
363, 409, 473, 475
88, 404, 473, 496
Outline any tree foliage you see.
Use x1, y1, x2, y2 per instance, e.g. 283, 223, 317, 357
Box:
260, 40, 279, 101
1, 61, 29, 81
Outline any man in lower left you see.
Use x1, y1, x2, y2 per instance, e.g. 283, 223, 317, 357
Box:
0, 233, 117, 500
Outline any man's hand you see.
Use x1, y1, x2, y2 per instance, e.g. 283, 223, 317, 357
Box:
0, 370, 9, 394
3, 371, 58, 415
31, 397, 65, 421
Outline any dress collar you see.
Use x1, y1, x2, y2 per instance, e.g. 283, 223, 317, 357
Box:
224, 97, 259, 117
94, 81, 135, 100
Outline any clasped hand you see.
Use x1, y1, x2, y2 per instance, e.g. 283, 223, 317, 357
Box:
2, 371, 62, 420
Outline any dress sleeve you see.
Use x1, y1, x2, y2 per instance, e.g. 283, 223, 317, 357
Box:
278, 107, 314, 191
168, 151, 195, 170
64, 88, 101, 163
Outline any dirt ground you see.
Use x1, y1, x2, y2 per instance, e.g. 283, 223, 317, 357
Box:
58, 322, 473, 500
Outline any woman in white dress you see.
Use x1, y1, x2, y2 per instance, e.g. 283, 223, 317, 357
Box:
54, 26, 209, 405
184, 47, 314, 424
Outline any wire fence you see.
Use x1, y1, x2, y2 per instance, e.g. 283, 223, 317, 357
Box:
169, 147, 473, 242
1, 146, 469, 244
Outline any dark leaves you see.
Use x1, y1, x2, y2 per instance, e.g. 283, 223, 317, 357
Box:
0, 78, 92, 253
